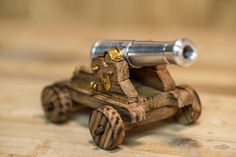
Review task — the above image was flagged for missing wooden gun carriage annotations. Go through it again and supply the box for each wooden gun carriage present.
[41,38,202,150]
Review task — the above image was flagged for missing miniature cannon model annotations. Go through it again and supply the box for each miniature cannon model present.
[41,38,202,150]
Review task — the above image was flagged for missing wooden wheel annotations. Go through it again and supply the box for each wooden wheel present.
[41,85,73,123]
[175,85,202,125]
[89,106,125,150]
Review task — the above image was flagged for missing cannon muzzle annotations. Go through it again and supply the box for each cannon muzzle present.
[91,38,197,68]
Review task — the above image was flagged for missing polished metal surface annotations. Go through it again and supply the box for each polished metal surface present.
[91,38,197,68]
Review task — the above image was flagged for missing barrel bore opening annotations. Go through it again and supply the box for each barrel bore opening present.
[183,46,194,60]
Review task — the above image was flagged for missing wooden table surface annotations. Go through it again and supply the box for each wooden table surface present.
[0,22,236,157]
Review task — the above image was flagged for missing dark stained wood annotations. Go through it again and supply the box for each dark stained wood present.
[174,85,202,125]
[41,85,73,123]
[41,48,202,149]
[89,106,125,150]
[130,65,176,92]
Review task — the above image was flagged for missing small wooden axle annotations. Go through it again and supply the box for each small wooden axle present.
[41,39,202,150]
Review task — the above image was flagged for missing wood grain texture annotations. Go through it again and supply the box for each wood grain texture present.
[41,84,74,123]
[0,23,236,157]
[130,65,176,92]
[65,54,182,126]
[89,106,125,150]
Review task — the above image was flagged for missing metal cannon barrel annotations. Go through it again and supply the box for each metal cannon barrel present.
[91,38,197,68]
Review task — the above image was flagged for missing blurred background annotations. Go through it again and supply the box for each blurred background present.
[0,0,235,94]
[0,0,235,28]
